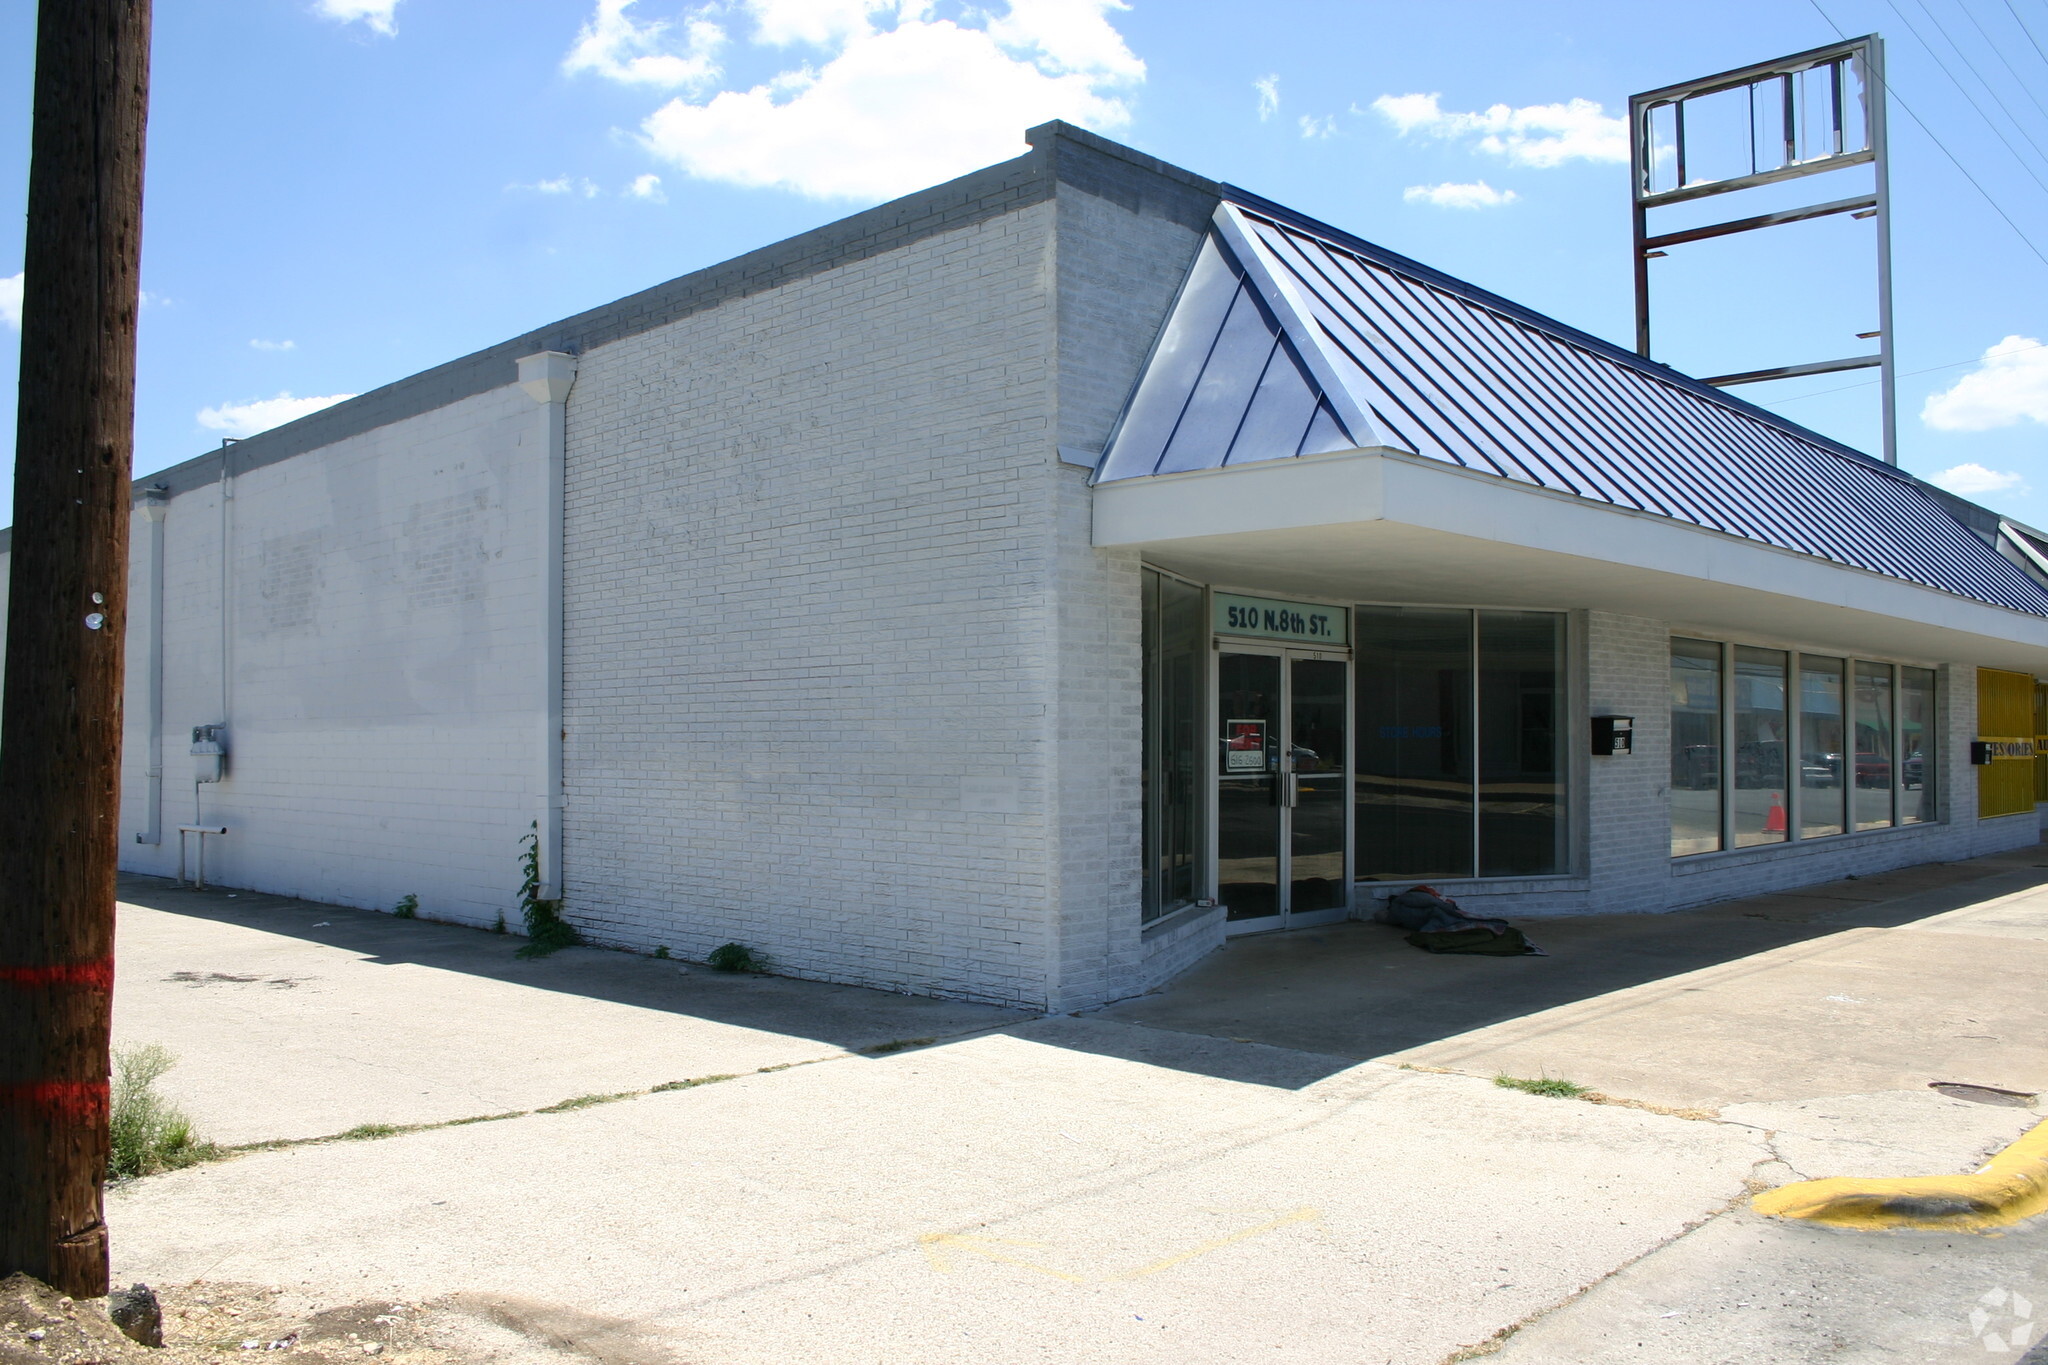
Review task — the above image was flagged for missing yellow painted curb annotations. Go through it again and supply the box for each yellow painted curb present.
[1752,1116,2048,1232]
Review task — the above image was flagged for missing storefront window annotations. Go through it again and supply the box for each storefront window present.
[1670,639,1723,856]
[1672,641,1937,856]
[1799,657,1847,839]
[1140,570,1203,922]
[1733,647,1789,848]
[1355,607,1566,880]
[1854,661,1895,831]
[1355,608,1474,878]
[1478,612,1567,876]
[1899,667,1937,824]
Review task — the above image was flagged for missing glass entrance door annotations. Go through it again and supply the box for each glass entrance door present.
[1215,649,1351,932]
[1289,657,1349,917]
[1217,653,1283,925]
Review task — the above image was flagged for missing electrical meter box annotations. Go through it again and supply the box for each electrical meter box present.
[191,724,227,783]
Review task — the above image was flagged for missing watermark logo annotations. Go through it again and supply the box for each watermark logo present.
[1971,1287,2036,1355]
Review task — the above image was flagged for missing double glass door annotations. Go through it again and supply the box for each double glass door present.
[1216,649,1351,932]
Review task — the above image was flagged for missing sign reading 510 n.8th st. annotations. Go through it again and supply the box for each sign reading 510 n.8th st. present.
[1212,593,1349,646]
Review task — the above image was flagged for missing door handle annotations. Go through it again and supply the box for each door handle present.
[1283,773,1300,808]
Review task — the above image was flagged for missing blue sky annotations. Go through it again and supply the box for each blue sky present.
[3,0,2046,528]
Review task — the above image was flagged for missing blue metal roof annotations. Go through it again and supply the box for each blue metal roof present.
[1097,191,2048,619]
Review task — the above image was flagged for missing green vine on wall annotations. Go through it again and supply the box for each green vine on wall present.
[517,822,580,959]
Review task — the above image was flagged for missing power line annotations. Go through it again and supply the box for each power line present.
[1951,0,2048,131]
[1918,0,2048,162]
[1808,0,2048,269]
[1882,0,2048,192]
[2000,0,2048,74]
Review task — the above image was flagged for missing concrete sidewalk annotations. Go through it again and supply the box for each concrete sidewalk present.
[1100,843,2048,1110]
[104,854,2048,1364]
[112,874,1021,1144]
[112,1022,1770,1365]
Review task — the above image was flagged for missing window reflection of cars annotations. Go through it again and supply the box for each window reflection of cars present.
[1901,750,1924,790]
[1800,750,1842,787]
[1855,752,1891,788]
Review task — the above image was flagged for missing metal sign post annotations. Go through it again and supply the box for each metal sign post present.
[1630,35,1896,464]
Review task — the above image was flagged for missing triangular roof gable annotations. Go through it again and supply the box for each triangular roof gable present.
[1096,193,2048,619]
[1090,226,1366,482]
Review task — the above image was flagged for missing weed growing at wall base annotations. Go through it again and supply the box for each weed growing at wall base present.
[516,822,580,959]
[708,942,767,973]
[392,893,417,919]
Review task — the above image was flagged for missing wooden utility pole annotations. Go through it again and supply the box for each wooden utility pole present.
[0,0,152,1298]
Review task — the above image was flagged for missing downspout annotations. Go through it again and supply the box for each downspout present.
[518,351,578,900]
[205,437,237,826]
[133,486,168,845]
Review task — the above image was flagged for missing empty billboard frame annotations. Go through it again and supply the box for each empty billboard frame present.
[1629,35,1896,464]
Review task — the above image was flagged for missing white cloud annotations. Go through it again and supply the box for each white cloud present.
[564,0,724,88]
[1928,462,2026,496]
[1403,180,1519,209]
[1922,335,2048,432]
[316,0,399,37]
[1372,91,1627,167]
[984,0,1143,81]
[196,392,356,439]
[1254,74,1279,122]
[626,173,667,201]
[586,0,1142,201]
[250,338,297,352]
[1299,113,1336,140]
[749,0,893,48]
[0,272,20,330]
[509,175,601,197]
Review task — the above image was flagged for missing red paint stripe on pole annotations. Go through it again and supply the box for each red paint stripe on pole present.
[0,959,115,991]
[0,1081,111,1123]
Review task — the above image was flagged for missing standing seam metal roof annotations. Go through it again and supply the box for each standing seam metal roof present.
[1096,188,2048,619]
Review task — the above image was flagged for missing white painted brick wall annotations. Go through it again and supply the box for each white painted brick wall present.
[111,385,546,926]
[1586,610,1681,912]
[558,202,1063,1009]
[1050,176,1210,1005]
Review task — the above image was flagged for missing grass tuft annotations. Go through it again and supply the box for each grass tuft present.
[650,1074,738,1093]
[110,1044,221,1178]
[1493,1073,1588,1099]
[534,1091,636,1114]
[338,1122,406,1140]
[392,893,418,919]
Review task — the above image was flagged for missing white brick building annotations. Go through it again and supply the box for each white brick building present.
[6,123,2047,1011]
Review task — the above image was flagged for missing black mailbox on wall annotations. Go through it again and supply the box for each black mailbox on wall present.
[1592,715,1635,756]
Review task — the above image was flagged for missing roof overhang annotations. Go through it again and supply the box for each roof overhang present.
[1094,447,2048,674]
